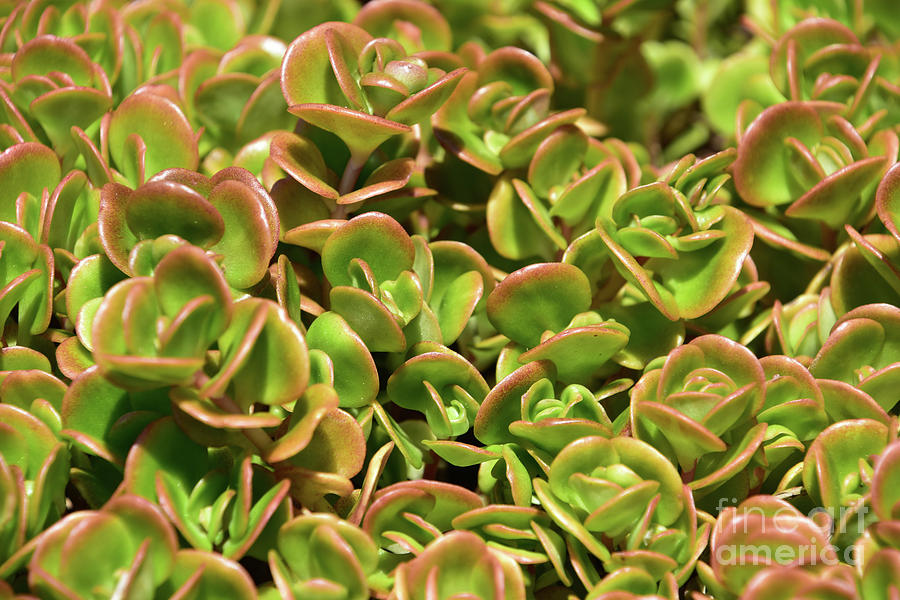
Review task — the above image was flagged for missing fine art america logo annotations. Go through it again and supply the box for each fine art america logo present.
[713,497,867,567]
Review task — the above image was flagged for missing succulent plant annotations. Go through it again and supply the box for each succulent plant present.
[0,404,68,565]
[487,262,630,384]
[756,355,829,491]
[3,1,900,599]
[801,417,890,546]
[123,417,291,560]
[764,288,835,360]
[727,564,859,600]
[180,33,294,165]
[452,504,570,584]
[534,435,709,589]
[587,151,756,321]
[98,166,279,289]
[809,303,900,413]
[432,45,584,175]
[0,218,53,340]
[390,530,527,600]
[86,243,233,389]
[630,335,768,501]
[104,87,202,187]
[698,496,838,598]
[733,101,896,231]
[485,128,632,260]
[362,480,484,554]
[0,494,257,599]
[6,35,112,165]
[276,19,465,209]
[269,512,379,600]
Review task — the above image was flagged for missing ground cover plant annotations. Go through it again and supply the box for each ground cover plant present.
[1,0,900,597]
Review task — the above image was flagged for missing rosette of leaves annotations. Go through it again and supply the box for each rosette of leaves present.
[85,243,233,389]
[764,288,836,361]
[386,341,489,439]
[485,124,630,260]
[389,530,527,600]
[0,404,68,566]
[301,212,490,354]
[100,87,202,186]
[269,392,368,512]
[0,218,53,340]
[808,303,900,414]
[0,494,257,599]
[486,262,630,384]
[304,211,422,353]
[767,18,900,125]
[630,335,769,501]
[835,163,900,312]
[801,418,890,546]
[451,504,571,587]
[0,142,102,302]
[755,355,829,492]
[277,20,465,204]
[487,370,618,455]
[4,35,112,164]
[697,496,838,599]
[533,435,709,588]
[432,45,585,175]
[591,151,755,321]
[732,100,897,231]
[423,361,612,507]
[268,512,379,600]
[179,34,295,160]
[430,361,625,506]
[122,417,291,561]
[362,480,483,565]
[99,166,279,289]
[86,241,308,439]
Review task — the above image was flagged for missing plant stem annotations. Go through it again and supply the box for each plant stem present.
[209,393,274,455]
[338,151,368,196]
[821,223,837,254]
[194,371,273,456]
[332,151,370,219]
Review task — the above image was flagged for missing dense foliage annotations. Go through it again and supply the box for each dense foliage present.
[0,0,899,598]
